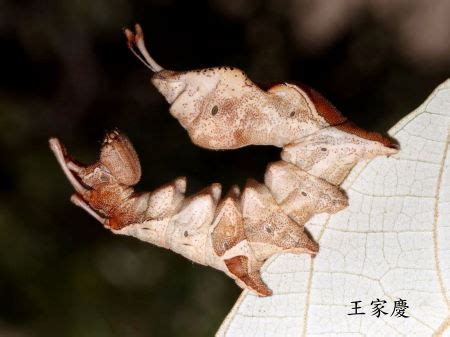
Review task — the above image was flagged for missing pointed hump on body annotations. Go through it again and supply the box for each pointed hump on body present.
[240,179,319,259]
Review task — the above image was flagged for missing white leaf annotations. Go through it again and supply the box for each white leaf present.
[217,80,450,337]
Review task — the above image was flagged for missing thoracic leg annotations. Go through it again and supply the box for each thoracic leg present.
[49,138,89,196]
[70,194,108,226]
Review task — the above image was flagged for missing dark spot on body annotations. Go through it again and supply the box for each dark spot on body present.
[290,111,296,117]
[184,230,189,237]
[211,105,219,115]
[265,227,272,233]
[321,147,327,151]
[301,191,307,196]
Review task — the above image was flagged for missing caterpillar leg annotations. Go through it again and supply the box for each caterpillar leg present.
[70,194,108,227]
[49,138,89,196]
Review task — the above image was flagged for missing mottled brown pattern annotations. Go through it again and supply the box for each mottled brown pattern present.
[153,65,332,149]
[88,183,130,215]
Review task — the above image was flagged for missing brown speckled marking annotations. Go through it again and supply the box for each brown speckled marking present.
[152,67,333,149]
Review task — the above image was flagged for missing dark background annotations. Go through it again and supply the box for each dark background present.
[1,0,449,336]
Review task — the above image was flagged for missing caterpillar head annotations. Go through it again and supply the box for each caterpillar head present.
[74,130,142,189]
[100,129,142,186]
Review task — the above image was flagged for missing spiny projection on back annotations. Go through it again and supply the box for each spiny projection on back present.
[49,24,398,296]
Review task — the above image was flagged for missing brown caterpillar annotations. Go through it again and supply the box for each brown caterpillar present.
[49,24,398,296]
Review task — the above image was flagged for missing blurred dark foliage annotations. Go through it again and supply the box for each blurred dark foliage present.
[0,0,449,336]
